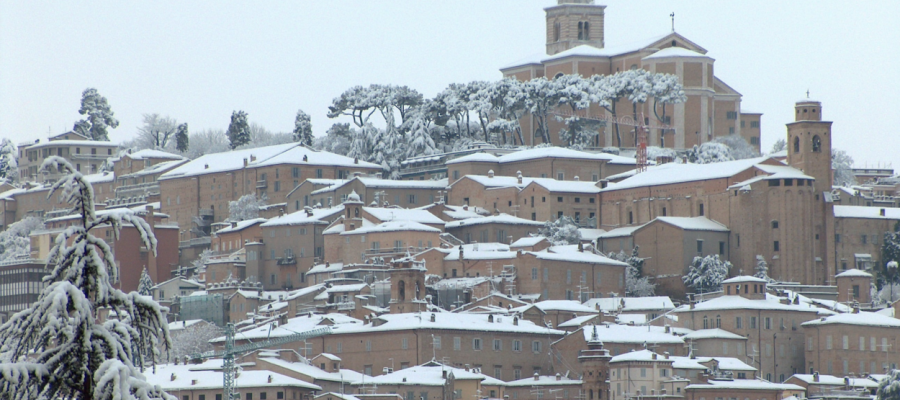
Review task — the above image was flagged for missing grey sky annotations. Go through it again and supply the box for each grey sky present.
[2,1,899,168]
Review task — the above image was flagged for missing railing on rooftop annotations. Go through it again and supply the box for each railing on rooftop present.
[179,236,212,249]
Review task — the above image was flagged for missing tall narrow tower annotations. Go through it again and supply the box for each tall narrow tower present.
[545,0,606,55]
[578,326,611,400]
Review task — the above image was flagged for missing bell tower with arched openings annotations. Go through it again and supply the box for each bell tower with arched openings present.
[389,256,427,314]
[787,99,832,190]
[545,0,606,55]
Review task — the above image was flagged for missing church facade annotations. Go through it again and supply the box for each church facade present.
[501,0,761,152]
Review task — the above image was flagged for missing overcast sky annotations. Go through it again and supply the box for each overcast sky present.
[2,1,899,168]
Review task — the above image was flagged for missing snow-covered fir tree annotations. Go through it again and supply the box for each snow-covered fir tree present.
[137,267,154,296]
[293,109,313,146]
[226,193,266,222]
[227,110,251,150]
[0,138,20,187]
[609,247,656,297]
[683,254,733,294]
[538,216,581,245]
[315,123,352,156]
[0,216,43,263]
[688,142,735,164]
[770,138,786,154]
[876,370,900,400]
[832,148,857,187]
[405,108,437,159]
[0,156,171,400]
[75,88,120,141]
[175,123,189,153]
[754,255,772,282]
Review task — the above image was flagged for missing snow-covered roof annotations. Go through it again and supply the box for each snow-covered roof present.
[801,311,900,328]
[835,269,874,278]
[317,177,449,193]
[452,174,531,190]
[722,275,768,284]
[580,324,685,345]
[504,375,583,387]
[682,328,746,340]
[445,213,545,229]
[364,206,445,225]
[578,228,607,241]
[499,52,547,70]
[215,218,267,234]
[444,248,517,261]
[143,359,322,391]
[445,146,632,166]
[443,152,500,165]
[364,363,500,386]
[160,143,379,181]
[260,206,343,227]
[653,217,729,232]
[167,319,205,332]
[258,357,369,384]
[583,296,675,313]
[84,171,115,184]
[672,356,756,372]
[610,349,675,363]
[674,294,823,314]
[511,236,549,248]
[125,149,185,161]
[119,159,189,178]
[529,178,602,194]
[26,139,118,149]
[602,156,773,192]
[596,224,645,238]
[314,283,369,301]
[834,205,900,220]
[340,220,441,235]
[789,374,879,388]
[513,300,596,314]
[558,314,599,328]
[686,379,804,391]
[439,204,491,220]
[307,262,344,275]
[528,246,629,266]
[643,46,711,60]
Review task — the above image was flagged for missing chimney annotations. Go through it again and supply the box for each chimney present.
[664,352,669,359]
[268,375,273,383]
[191,379,198,386]
[852,302,860,314]
[665,325,671,333]
[488,314,494,323]
[534,373,540,381]
[517,171,523,184]
[813,372,819,382]
[243,158,248,167]
[555,373,561,381]
[231,221,238,228]
[250,155,257,162]
[578,242,584,252]
[488,170,494,178]
[574,176,580,181]
[170,373,176,381]
[513,316,519,326]
[353,157,358,164]
[442,370,448,379]
[881,208,886,216]
[430,313,436,322]
[279,208,284,217]
[652,353,657,360]
[204,164,209,169]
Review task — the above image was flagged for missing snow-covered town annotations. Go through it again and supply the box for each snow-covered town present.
[1,1,900,400]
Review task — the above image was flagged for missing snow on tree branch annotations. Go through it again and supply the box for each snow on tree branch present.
[0,156,173,400]
[683,254,732,294]
[227,193,267,222]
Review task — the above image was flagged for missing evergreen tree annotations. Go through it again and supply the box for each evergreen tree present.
[876,370,900,400]
[770,139,786,153]
[683,254,733,294]
[754,255,772,282]
[138,267,154,296]
[0,138,20,186]
[538,216,581,245]
[293,109,313,146]
[880,222,900,295]
[175,123,189,153]
[610,246,655,297]
[227,110,251,150]
[75,88,120,141]
[0,156,171,400]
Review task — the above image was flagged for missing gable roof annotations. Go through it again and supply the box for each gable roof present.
[602,156,774,192]
[651,216,729,232]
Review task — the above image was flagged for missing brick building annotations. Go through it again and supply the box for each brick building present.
[801,310,900,376]
[446,147,636,184]
[17,131,119,182]
[500,1,760,151]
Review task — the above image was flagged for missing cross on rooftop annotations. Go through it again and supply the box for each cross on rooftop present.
[670,12,675,32]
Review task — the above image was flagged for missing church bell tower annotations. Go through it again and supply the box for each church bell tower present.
[545,0,606,55]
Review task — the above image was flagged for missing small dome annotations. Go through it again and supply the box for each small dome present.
[347,190,361,202]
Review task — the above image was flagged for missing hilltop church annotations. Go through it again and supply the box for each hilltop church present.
[501,0,762,152]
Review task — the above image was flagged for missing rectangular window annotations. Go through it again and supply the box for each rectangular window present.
[453,337,461,351]
[260,393,267,400]
[860,336,865,351]
[532,341,541,353]
[765,317,771,329]
[543,268,549,281]
[473,338,482,350]
[513,340,522,352]
[408,194,417,204]
[726,111,738,120]
[493,339,502,351]
[433,336,441,349]
[366,340,372,351]
[751,121,760,128]
[735,317,742,329]
[719,241,725,254]
[532,268,538,280]
[402,337,408,349]
[557,196,563,203]
[774,241,780,252]
[826,335,833,350]
[697,240,703,253]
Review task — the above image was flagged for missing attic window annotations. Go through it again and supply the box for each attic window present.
[671,40,677,47]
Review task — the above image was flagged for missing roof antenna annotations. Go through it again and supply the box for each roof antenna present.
[670,12,675,32]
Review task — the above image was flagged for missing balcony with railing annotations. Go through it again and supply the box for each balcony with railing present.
[256,179,267,189]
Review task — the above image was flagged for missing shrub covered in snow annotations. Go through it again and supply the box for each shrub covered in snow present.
[0,216,43,263]
[683,254,732,294]
[688,142,735,164]
[0,138,20,186]
[770,139,786,154]
[538,216,582,245]
[227,193,267,222]
[833,149,857,187]
[876,370,900,400]
[754,255,773,282]
[0,156,171,400]
[714,134,759,160]
[609,246,656,297]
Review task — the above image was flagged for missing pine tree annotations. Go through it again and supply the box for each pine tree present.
[876,370,900,400]
[227,110,251,150]
[538,216,582,245]
[0,138,20,186]
[754,255,772,282]
[138,267,154,296]
[683,254,733,294]
[770,139,786,154]
[293,109,313,146]
[175,123,189,153]
[0,156,171,400]
[76,88,120,141]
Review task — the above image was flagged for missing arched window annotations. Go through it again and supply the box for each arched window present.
[354,207,360,217]
[554,72,564,80]
[577,22,584,40]
[702,316,709,329]
[793,136,800,153]
[398,280,406,301]
[716,315,721,328]
[812,135,822,152]
[584,22,590,40]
